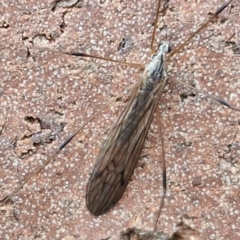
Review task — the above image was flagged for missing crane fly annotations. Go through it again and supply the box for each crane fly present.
[85,0,238,219]
[86,41,170,216]
[1,0,239,239]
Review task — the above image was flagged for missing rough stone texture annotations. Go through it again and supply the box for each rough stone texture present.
[0,0,239,240]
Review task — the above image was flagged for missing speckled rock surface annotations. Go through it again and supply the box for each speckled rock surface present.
[0,1,239,240]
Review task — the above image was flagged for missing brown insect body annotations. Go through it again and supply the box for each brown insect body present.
[86,42,171,215]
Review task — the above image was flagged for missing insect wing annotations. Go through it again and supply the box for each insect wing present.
[86,76,168,216]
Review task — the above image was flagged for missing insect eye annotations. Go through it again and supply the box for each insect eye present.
[167,45,171,52]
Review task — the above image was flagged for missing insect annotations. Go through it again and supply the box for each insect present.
[0,0,239,239]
